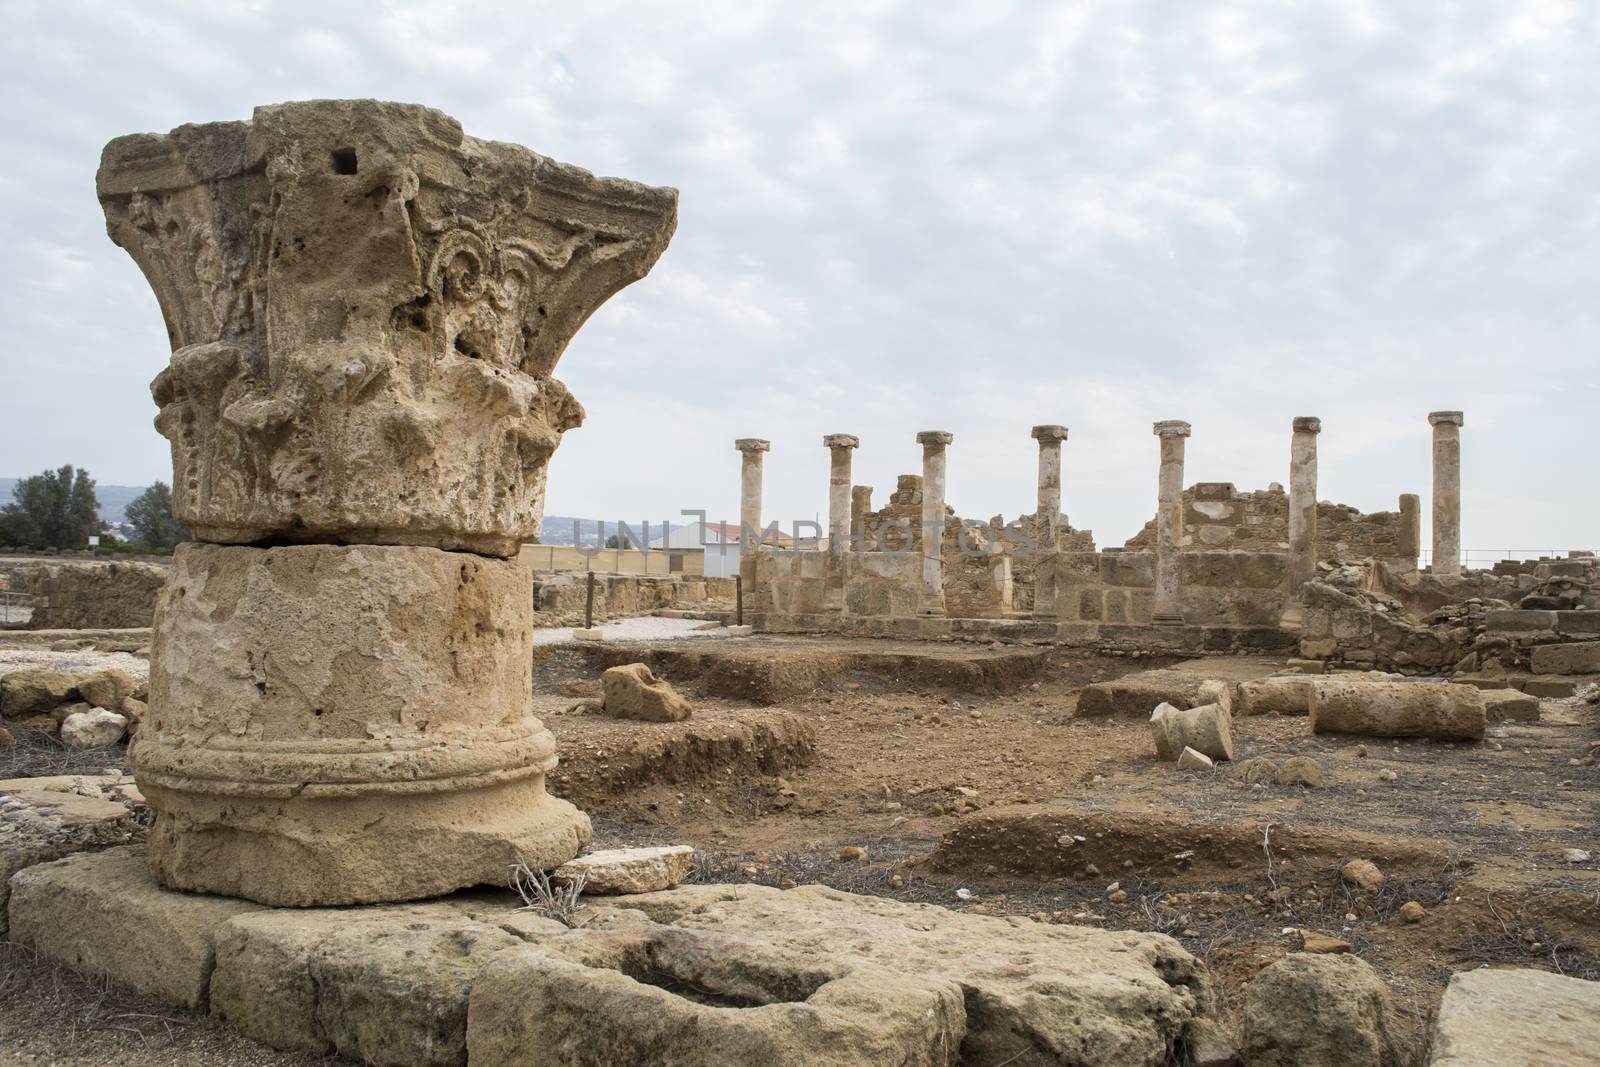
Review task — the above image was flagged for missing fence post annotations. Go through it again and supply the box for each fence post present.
[584,571,595,630]
[736,574,744,627]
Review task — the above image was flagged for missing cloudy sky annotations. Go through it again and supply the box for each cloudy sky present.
[2,1,1595,557]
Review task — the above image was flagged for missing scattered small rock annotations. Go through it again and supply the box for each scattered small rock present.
[836,846,868,862]
[1377,769,1398,782]
[59,708,128,749]
[1177,746,1214,770]
[1300,931,1352,953]
[1560,848,1592,864]
[1398,901,1426,924]
[1276,756,1324,788]
[1341,859,1385,892]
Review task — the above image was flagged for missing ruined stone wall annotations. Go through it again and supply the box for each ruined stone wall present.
[1297,581,1467,670]
[531,573,734,626]
[993,513,1095,614]
[27,560,170,629]
[1125,483,1414,564]
[1054,548,1288,627]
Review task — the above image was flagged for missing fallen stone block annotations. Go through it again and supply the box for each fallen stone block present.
[0,775,144,937]
[1285,658,1326,674]
[1242,952,1401,1067]
[1237,676,1315,716]
[1523,676,1587,698]
[0,668,77,717]
[1176,747,1214,770]
[552,845,695,894]
[1151,702,1234,762]
[1076,670,1210,718]
[1554,610,1600,637]
[7,845,262,1009]
[600,662,693,722]
[1530,640,1600,675]
[1480,689,1540,722]
[1310,679,1485,740]
[72,667,137,710]
[1428,967,1600,1066]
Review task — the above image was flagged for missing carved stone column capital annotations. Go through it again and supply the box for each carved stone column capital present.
[99,99,677,557]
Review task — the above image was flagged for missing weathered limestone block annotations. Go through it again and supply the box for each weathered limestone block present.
[1480,689,1540,722]
[584,883,1215,1067]
[1075,669,1211,718]
[1428,968,1600,1067]
[74,666,138,709]
[1309,679,1485,740]
[7,846,263,1010]
[470,937,965,1067]
[600,662,693,722]
[211,904,554,1067]
[98,100,677,556]
[1241,953,1401,1067]
[552,844,695,894]
[0,668,77,717]
[1530,640,1600,675]
[0,776,144,937]
[137,542,590,905]
[1150,702,1234,762]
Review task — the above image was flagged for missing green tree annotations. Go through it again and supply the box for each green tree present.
[0,465,105,549]
[125,481,190,551]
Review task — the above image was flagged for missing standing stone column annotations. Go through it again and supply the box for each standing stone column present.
[823,435,860,556]
[1398,493,1422,566]
[99,100,677,906]
[822,435,859,612]
[1282,416,1321,627]
[1152,421,1192,624]
[850,485,873,537]
[1429,411,1464,577]
[1031,425,1069,619]
[916,431,954,616]
[736,439,771,610]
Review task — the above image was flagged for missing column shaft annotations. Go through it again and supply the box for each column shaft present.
[1031,425,1068,620]
[1152,421,1192,624]
[1429,412,1463,577]
[917,431,954,616]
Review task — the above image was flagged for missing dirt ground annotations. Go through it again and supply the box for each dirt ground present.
[533,636,1600,1056]
[2,631,1597,1064]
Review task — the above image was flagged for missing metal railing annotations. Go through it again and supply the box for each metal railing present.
[0,589,32,624]
[1416,549,1596,568]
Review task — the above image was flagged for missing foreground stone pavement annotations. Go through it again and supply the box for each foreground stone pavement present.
[9,846,1215,1067]
[97,99,677,904]
[1427,967,1600,1066]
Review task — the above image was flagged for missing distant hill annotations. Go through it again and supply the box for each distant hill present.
[0,477,148,524]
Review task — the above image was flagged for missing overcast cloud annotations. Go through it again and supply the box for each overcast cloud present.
[1,1,1595,554]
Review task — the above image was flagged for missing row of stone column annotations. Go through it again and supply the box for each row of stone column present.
[737,409,1464,623]
[739,427,1067,618]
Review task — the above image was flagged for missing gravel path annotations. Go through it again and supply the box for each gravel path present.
[532,615,739,645]
[0,650,149,679]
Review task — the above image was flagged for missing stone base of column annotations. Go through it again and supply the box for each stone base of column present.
[136,542,590,906]
[918,596,948,618]
[1278,604,1305,631]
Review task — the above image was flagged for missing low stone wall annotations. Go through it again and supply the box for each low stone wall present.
[27,561,170,630]
[1056,549,1289,628]
[531,573,734,625]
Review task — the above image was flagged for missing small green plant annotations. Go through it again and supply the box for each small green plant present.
[510,858,587,927]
